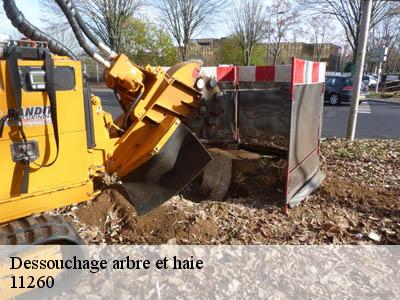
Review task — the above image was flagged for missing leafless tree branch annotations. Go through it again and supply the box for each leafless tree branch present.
[297,0,400,63]
[154,0,224,61]
[41,0,144,53]
[267,0,299,65]
[229,0,269,65]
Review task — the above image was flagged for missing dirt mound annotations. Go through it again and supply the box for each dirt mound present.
[73,189,218,244]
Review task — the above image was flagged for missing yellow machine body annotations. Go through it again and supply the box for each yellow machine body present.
[0,52,212,223]
[0,58,105,223]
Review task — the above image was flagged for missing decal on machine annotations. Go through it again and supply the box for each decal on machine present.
[1,106,52,127]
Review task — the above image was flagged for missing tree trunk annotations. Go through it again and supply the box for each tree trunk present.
[352,45,358,65]
[273,52,278,65]
[352,29,360,65]
[243,48,248,66]
[179,46,186,61]
[245,47,253,66]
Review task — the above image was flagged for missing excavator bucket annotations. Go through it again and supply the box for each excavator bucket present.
[121,123,212,215]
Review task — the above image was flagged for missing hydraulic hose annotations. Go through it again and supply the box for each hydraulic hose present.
[124,86,144,129]
[75,13,117,59]
[54,0,111,67]
[3,0,77,59]
[67,0,117,58]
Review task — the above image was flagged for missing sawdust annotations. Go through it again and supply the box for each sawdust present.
[64,138,400,245]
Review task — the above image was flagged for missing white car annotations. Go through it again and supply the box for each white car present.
[362,75,378,88]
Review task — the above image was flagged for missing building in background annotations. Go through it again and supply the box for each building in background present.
[186,38,223,66]
[266,42,341,71]
[186,38,341,71]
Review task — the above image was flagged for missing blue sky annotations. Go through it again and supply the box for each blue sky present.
[0,0,339,45]
[1,0,43,36]
[0,0,316,42]
[1,0,227,39]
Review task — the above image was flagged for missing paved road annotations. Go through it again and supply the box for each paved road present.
[92,89,400,139]
[93,89,123,118]
[322,100,400,139]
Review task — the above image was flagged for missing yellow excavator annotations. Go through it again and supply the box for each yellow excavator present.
[0,0,219,245]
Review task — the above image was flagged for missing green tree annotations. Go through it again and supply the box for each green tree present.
[249,44,266,66]
[217,37,266,66]
[122,18,178,66]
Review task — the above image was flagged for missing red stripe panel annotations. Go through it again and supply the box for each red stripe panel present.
[293,58,305,84]
[217,66,236,82]
[312,62,320,83]
[255,66,275,82]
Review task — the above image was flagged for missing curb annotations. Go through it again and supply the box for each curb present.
[367,98,400,105]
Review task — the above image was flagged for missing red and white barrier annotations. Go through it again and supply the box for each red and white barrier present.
[292,58,326,85]
[200,58,326,85]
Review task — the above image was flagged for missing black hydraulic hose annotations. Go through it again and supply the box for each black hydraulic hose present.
[68,0,116,58]
[53,1,96,60]
[53,0,110,67]
[124,87,144,129]
[3,0,77,59]
[75,13,117,58]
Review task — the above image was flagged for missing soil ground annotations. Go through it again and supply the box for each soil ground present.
[57,138,400,245]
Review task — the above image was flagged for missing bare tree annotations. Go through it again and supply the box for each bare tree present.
[386,35,400,73]
[307,15,339,61]
[155,0,223,61]
[41,0,144,52]
[368,16,400,73]
[81,0,144,52]
[267,0,298,65]
[297,0,400,63]
[41,24,81,54]
[387,47,400,73]
[230,0,269,66]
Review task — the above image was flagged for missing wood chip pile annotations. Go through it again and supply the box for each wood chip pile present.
[53,138,400,245]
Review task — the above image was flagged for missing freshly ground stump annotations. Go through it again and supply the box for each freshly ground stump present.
[199,148,279,200]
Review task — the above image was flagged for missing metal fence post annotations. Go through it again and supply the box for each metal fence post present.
[346,0,372,141]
